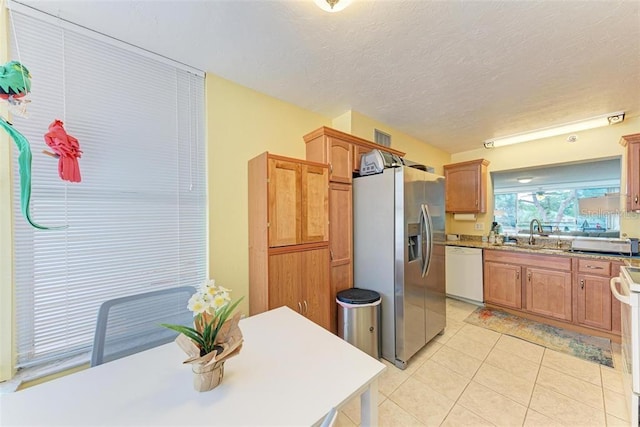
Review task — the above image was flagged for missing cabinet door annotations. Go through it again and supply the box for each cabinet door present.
[328,137,353,184]
[576,274,612,330]
[329,182,353,332]
[301,248,331,330]
[353,144,369,173]
[268,159,300,247]
[444,162,485,213]
[525,268,572,321]
[483,261,521,309]
[629,141,640,211]
[611,262,623,334]
[268,251,303,314]
[300,165,329,243]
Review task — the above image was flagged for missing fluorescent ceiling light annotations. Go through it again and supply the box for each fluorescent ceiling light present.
[484,112,625,149]
[314,0,352,12]
[517,177,533,184]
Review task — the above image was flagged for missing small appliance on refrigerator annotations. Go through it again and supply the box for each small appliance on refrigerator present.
[353,154,446,369]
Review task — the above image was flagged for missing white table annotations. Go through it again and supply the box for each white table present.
[0,306,385,426]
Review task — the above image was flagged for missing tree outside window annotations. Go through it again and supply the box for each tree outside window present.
[495,187,619,235]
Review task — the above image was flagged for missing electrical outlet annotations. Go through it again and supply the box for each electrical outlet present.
[474,222,484,231]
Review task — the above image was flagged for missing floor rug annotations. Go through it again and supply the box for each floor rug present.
[464,307,614,367]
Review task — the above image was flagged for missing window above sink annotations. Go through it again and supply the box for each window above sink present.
[491,158,621,237]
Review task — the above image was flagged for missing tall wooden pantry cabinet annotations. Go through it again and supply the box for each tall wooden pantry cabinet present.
[248,152,331,330]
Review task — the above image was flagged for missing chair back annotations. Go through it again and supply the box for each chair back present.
[319,407,338,427]
[90,286,195,367]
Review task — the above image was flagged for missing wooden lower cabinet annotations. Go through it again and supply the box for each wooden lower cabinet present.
[484,261,521,309]
[483,249,623,340]
[525,267,572,321]
[576,273,612,330]
[267,247,331,330]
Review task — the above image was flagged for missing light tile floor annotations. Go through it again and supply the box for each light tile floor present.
[336,298,628,427]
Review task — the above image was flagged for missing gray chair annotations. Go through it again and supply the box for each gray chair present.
[319,407,338,427]
[90,286,195,367]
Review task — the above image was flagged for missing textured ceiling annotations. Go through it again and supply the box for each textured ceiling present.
[11,0,640,154]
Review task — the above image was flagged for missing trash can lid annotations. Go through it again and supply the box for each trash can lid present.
[336,288,381,304]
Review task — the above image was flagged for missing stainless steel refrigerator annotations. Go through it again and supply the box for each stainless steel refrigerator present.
[353,165,446,369]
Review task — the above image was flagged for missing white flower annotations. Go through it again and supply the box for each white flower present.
[187,293,210,315]
[202,285,218,298]
[212,293,229,310]
[199,279,217,294]
[217,285,232,293]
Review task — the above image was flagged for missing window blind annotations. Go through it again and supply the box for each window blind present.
[9,11,206,370]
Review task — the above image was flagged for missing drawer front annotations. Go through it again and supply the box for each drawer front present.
[577,259,611,276]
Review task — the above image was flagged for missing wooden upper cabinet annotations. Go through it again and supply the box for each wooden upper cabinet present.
[300,164,329,243]
[353,144,370,173]
[303,126,405,182]
[620,133,640,212]
[268,158,301,247]
[328,137,353,183]
[443,159,490,213]
[260,154,328,248]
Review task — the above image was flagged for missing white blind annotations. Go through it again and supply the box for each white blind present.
[10,12,206,369]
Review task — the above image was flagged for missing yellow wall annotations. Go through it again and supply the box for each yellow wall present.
[0,0,15,382]
[349,110,451,175]
[331,110,352,133]
[448,116,640,237]
[206,74,330,315]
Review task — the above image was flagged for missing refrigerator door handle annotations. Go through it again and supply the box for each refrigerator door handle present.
[420,203,433,278]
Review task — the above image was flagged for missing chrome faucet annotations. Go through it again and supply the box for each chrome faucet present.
[529,219,543,245]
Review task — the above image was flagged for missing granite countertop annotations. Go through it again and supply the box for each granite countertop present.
[445,239,640,267]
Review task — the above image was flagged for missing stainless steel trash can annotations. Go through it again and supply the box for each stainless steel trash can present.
[337,288,381,359]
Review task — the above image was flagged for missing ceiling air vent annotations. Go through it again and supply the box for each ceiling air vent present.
[374,129,391,147]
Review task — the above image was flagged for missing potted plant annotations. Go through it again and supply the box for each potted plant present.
[162,279,244,391]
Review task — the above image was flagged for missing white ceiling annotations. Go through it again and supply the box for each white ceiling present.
[11,0,640,154]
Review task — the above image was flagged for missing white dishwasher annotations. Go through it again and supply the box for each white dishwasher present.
[445,246,483,304]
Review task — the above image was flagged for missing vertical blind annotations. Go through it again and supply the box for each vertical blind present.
[10,11,206,369]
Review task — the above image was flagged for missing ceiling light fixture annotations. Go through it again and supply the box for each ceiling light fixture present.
[483,111,625,149]
[517,177,533,184]
[314,0,352,12]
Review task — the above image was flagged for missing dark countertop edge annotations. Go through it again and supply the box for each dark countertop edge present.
[445,240,640,267]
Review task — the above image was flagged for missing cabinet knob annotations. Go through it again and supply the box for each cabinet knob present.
[298,302,302,313]
[516,271,520,280]
[635,195,638,204]
[303,300,308,314]
[580,279,585,289]
[527,272,531,281]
